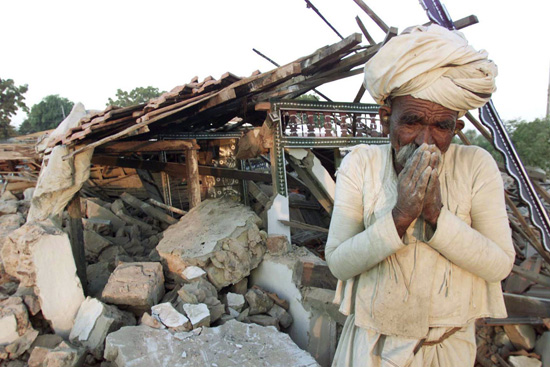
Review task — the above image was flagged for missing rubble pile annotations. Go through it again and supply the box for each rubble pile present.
[0,194,327,367]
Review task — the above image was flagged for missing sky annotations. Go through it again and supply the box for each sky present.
[1,0,549,128]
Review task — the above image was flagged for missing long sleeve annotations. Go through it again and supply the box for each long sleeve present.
[427,148,515,282]
[325,149,405,281]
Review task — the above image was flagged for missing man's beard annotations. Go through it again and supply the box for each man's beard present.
[395,143,442,169]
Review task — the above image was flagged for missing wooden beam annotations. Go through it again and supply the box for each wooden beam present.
[66,193,87,296]
[355,16,376,45]
[146,198,187,216]
[278,219,329,233]
[186,147,201,209]
[120,192,178,225]
[352,0,389,33]
[300,33,363,74]
[504,293,550,318]
[511,264,550,288]
[97,140,199,153]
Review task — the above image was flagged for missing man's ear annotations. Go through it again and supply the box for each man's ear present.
[379,106,391,135]
[455,119,465,133]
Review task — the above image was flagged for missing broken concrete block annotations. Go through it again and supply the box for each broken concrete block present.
[230,277,248,295]
[508,355,542,367]
[97,246,128,265]
[105,321,319,367]
[267,234,291,255]
[23,188,34,201]
[237,308,250,323]
[0,200,18,215]
[245,288,274,315]
[504,324,537,351]
[29,346,52,367]
[1,222,85,338]
[157,198,266,289]
[205,296,225,323]
[14,286,41,316]
[31,334,63,350]
[268,304,293,329]
[534,331,550,367]
[101,262,164,315]
[181,266,206,281]
[42,341,86,367]
[1,191,18,201]
[177,278,217,304]
[0,314,19,345]
[69,297,135,358]
[86,262,111,298]
[82,218,111,235]
[85,199,125,232]
[28,145,93,222]
[225,292,245,312]
[151,303,190,331]
[140,312,165,329]
[3,329,39,360]
[182,303,210,328]
[83,230,112,261]
[248,314,280,329]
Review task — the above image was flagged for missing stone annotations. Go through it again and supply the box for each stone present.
[14,286,41,316]
[508,356,542,367]
[205,296,225,323]
[534,331,550,367]
[3,329,39,360]
[69,297,135,358]
[181,266,206,281]
[245,288,274,315]
[248,314,280,329]
[237,308,250,323]
[0,314,19,345]
[157,198,266,289]
[177,278,217,304]
[23,188,35,201]
[1,222,85,338]
[225,292,246,312]
[504,324,537,351]
[85,199,125,232]
[230,277,248,295]
[31,334,63,349]
[83,230,112,261]
[494,330,513,349]
[86,262,111,298]
[1,191,18,201]
[28,145,93,222]
[29,346,52,367]
[0,200,18,215]
[140,312,165,329]
[182,303,210,328]
[97,246,128,265]
[42,341,86,367]
[104,321,319,367]
[268,304,293,329]
[266,235,291,255]
[101,262,164,315]
[151,302,190,330]
[82,218,112,235]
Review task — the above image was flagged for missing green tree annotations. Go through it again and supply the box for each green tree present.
[0,78,29,139]
[107,86,164,107]
[19,95,74,135]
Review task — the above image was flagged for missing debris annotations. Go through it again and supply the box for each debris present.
[504,324,537,351]
[225,292,246,312]
[69,297,135,358]
[268,304,293,329]
[266,234,292,255]
[508,355,542,367]
[101,262,164,315]
[182,303,210,328]
[104,321,320,367]
[140,312,165,329]
[181,266,206,281]
[1,221,85,338]
[151,302,190,331]
[157,198,266,289]
[42,341,86,367]
[245,287,274,315]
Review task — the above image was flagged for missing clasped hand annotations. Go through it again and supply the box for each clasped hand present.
[392,144,442,238]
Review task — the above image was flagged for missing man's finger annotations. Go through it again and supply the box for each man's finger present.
[425,168,439,196]
[415,166,432,193]
[411,151,432,183]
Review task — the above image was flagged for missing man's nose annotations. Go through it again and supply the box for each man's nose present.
[415,128,434,145]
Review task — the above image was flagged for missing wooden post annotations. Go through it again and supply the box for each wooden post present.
[66,192,87,296]
[186,142,201,209]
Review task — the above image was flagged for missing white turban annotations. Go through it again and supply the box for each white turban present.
[363,24,497,116]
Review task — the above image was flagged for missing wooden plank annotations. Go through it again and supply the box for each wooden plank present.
[97,140,198,153]
[301,33,362,74]
[510,263,550,288]
[120,192,178,225]
[279,219,329,233]
[352,0,389,33]
[355,16,376,45]
[504,293,550,318]
[300,260,337,290]
[66,193,87,296]
[186,148,201,209]
[479,317,547,326]
[247,181,270,208]
[146,198,187,216]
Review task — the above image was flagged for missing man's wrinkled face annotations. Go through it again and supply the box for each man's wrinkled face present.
[379,95,460,158]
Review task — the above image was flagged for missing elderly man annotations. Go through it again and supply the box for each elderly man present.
[325,25,515,367]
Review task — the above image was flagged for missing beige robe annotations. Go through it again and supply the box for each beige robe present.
[325,144,514,365]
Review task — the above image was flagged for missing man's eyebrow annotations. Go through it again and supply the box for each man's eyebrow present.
[437,119,456,130]
[399,114,422,124]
